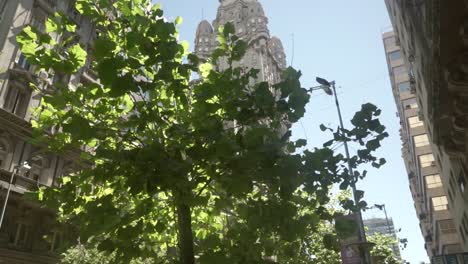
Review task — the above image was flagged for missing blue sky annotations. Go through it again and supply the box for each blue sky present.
[155,0,428,263]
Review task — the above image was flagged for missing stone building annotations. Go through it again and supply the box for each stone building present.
[384,0,468,257]
[382,30,465,258]
[194,0,287,84]
[0,0,95,262]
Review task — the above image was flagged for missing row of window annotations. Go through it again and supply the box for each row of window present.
[198,37,210,43]
[8,222,62,253]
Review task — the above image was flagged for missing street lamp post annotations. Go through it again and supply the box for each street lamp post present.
[310,77,371,264]
[372,204,392,235]
[0,162,31,229]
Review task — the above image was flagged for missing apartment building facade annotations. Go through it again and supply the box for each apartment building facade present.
[0,0,95,262]
[382,30,465,258]
[384,1,468,258]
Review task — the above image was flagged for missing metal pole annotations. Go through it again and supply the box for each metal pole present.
[382,205,392,234]
[0,167,17,229]
[331,82,370,264]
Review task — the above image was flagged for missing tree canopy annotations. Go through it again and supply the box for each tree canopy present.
[18,0,388,263]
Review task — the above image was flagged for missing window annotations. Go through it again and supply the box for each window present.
[17,53,31,71]
[384,37,396,47]
[461,227,466,243]
[414,134,429,147]
[388,50,402,61]
[49,230,62,252]
[393,65,408,76]
[443,244,462,254]
[408,116,424,128]
[432,196,448,211]
[426,174,442,189]
[403,98,418,109]
[68,4,82,24]
[462,213,468,235]
[0,0,7,22]
[419,154,435,168]
[27,155,46,181]
[13,223,30,248]
[448,189,454,203]
[3,85,31,118]
[439,219,457,234]
[0,139,9,169]
[398,82,411,93]
[30,16,46,32]
[459,171,467,193]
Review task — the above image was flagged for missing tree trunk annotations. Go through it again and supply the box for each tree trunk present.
[176,199,195,264]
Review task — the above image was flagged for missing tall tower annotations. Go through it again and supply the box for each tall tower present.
[194,0,287,84]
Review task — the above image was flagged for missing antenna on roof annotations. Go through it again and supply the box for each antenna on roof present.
[202,8,205,20]
[290,33,295,67]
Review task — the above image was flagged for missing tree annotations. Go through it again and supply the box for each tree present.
[18,0,388,263]
[368,233,403,264]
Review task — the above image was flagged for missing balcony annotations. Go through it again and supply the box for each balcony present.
[0,169,42,193]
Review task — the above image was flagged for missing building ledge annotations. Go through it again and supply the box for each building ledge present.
[0,247,57,264]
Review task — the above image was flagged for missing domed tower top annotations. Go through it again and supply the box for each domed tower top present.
[196,20,214,37]
[194,20,215,60]
[219,0,257,5]
[268,36,287,69]
[213,0,269,43]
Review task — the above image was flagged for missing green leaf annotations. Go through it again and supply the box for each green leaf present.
[94,38,116,59]
[63,115,94,140]
[199,62,213,78]
[295,139,307,148]
[223,22,235,37]
[45,18,58,33]
[175,16,183,25]
[68,44,87,69]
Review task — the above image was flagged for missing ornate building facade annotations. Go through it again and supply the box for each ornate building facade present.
[0,0,95,262]
[194,0,287,85]
[384,0,468,259]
